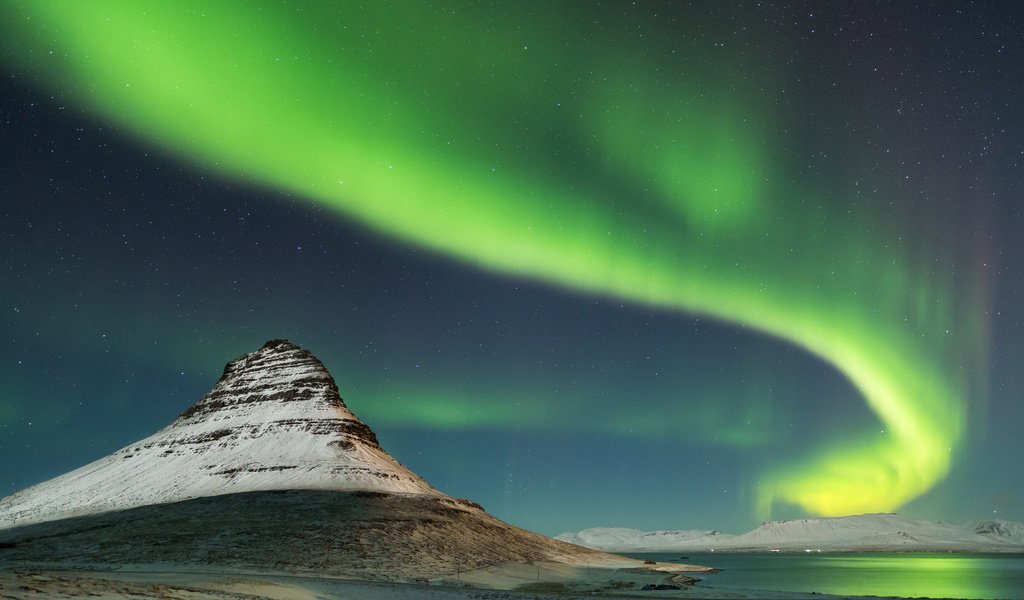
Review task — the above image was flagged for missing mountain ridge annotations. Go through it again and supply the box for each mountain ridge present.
[557,513,1024,552]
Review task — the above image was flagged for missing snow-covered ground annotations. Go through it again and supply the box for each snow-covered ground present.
[557,513,1024,552]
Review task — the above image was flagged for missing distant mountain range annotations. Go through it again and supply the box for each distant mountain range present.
[557,513,1024,552]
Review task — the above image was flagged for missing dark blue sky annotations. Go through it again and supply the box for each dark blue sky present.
[1,1,1022,535]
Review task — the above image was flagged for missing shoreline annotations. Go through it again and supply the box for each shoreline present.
[0,564,882,599]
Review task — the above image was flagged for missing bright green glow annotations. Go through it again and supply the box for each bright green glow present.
[356,392,553,431]
[355,386,780,446]
[0,2,985,517]
[587,75,766,231]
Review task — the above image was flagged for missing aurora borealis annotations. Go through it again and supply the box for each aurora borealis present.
[1,1,1021,534]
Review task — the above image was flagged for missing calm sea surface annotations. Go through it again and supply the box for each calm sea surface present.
[624,552,1024,599]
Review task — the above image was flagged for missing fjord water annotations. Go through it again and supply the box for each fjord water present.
[626,553,1024,599]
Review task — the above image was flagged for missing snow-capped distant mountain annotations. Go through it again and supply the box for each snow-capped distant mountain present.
[559,514,1024,552]
[969,519,1024,545]
[728,514,971,550]
[0,340,440,529]
[555,527,735,551]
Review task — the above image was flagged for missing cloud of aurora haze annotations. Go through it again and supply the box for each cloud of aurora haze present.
[0,1,990,518]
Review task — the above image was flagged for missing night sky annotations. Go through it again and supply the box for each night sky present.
[1,1,1022,536]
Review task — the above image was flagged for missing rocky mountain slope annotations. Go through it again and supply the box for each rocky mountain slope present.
[0,489,616,581]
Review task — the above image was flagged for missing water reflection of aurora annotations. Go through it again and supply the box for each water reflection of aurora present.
[816,554,1011,599]
[683,553,1019,600]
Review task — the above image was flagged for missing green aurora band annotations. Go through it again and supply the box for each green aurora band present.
[0,1,987,517]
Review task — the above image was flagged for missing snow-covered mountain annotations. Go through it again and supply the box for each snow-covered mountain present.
[968,519,1024,545]
[725,514,1007,551]
[0,339,439,529]
[558,514,1024,552]
[556,527,735,552]
[0,340,664,581]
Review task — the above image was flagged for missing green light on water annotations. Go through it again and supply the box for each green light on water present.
[697,554,1009,600]
[815,555,1002,599]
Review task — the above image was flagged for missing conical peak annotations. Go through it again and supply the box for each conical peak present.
[220,338,329,385]
[176,339,353,428]
[260,338,300,352]
[0,340,439,528]
[173,339,386,452]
